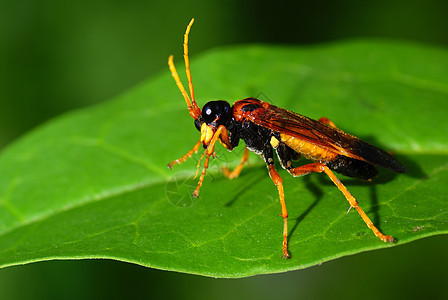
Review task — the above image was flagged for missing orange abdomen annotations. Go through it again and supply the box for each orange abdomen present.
[280,133,338,162]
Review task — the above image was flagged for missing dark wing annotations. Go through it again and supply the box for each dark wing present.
[251,104,405,173]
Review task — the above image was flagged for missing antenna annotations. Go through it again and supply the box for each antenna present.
[168,18,201,119]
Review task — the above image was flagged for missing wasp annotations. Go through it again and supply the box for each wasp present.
[167,19,406,259]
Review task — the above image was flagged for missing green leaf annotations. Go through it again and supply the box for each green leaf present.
[0,40,447,277]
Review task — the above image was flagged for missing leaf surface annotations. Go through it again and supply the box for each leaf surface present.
[0,40,447,277]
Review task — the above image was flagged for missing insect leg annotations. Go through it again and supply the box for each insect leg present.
[318,117,337,128]
[222,147,249,179]
[192,125,227,197]
[193,152,211,198]
[267,164,289,259]
[286,162,326,177]
[321,165,395,243]
[262,146,290,259]
[288,162,395,243]
[167,140,201,169]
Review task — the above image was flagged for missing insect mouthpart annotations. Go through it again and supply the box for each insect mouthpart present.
[199,123,216,146]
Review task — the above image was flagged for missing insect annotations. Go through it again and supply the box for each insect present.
[167,19,406,259]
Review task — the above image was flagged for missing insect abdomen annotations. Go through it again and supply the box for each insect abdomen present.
[280,133,338,162]
[326,155,378,180]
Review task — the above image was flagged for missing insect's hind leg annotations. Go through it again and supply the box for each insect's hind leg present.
[286,162,326,177]
[287,162,395,243]
[320,164,395,243]
[318,117,337,128]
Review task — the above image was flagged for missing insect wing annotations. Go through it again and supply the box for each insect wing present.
[251,104,405,173]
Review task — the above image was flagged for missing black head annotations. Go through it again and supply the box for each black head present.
[194,100,232,130]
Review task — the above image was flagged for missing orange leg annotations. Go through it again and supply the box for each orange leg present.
[287,162,324,177]
[288,163,395,243]
[267,164,290,259]
[193,153,212,198]
[192,125,227,197]
[222,147,249,179]
[321,165,395,243]
[167,140,201,169]
[318,117,337,128]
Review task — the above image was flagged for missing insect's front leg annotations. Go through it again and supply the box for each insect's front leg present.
[167,140,201,169]
[192,125,227,197]
[262,145,290,259]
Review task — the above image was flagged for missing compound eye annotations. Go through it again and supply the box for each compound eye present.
[202,105,215,123]
[202,100,231,124]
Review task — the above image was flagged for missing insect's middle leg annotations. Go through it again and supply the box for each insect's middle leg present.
[263,145,290,259]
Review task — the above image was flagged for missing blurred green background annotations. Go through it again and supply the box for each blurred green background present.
[0,0,447,299]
